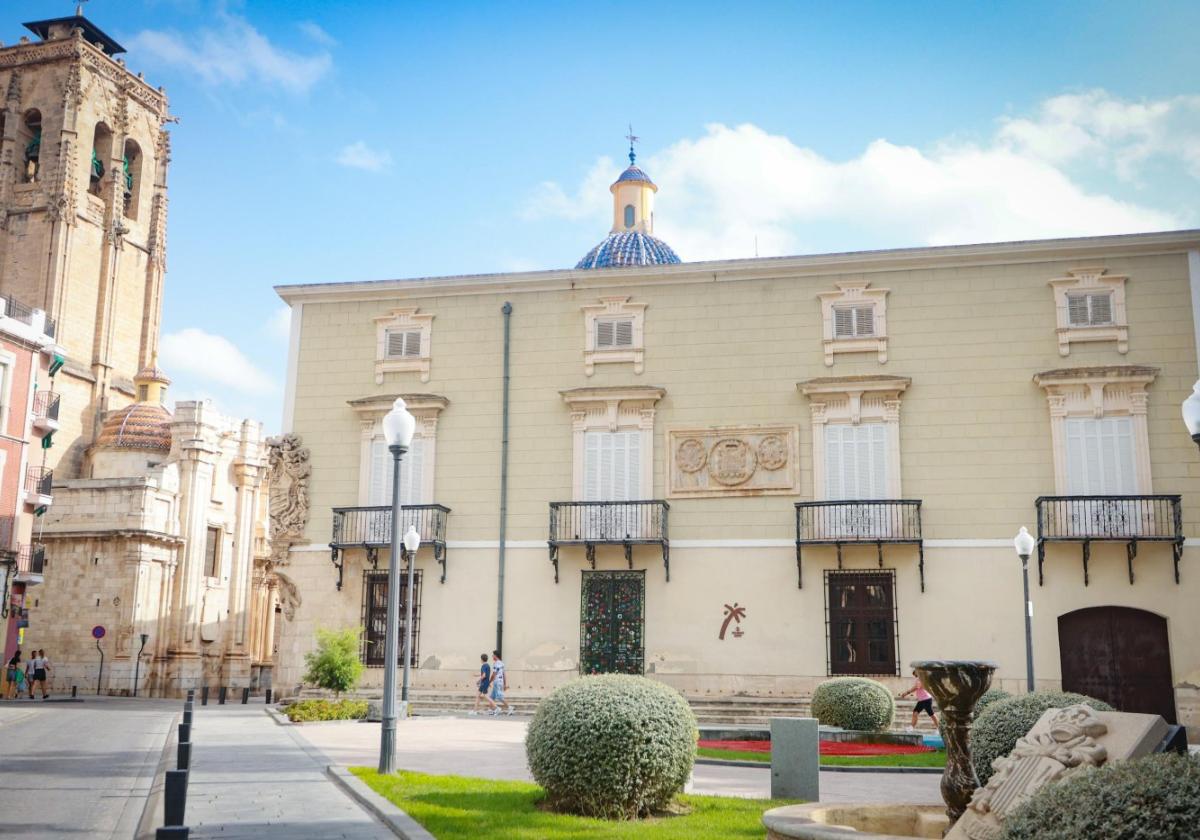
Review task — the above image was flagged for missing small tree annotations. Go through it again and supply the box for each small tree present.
[303,626,364,696]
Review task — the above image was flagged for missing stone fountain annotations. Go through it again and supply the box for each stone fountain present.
[762,660,997,840]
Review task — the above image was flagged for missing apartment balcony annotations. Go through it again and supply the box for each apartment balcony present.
[23,466,53,508]
[794,500,924,590]
[329,504,450,590]
[32,390,61,433]
[547,500,670,583]
[14,543,45,584]
[1035,495,1183,586]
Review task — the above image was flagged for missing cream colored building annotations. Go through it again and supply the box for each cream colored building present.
[275,151,1200,731]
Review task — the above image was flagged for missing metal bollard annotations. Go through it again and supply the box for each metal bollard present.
[163,769,188,826]
[182,707,193,727]
[186,689,195,703]
[241,687,250,705]
[156,827,189,839]
[71,685,77,698]
[218,686,227,705]
[201,686,209,706]
[178,722,190,744]
[177,740,191,771]
[264,688,273,705]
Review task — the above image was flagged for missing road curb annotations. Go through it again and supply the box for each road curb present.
[695,757,942,774]
[326,765,437,840]
[134,709,181,840]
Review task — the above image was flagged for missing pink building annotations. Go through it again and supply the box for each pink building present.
[0,294,62,688]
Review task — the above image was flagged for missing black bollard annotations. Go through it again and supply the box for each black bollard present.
[186,689,194,703]
[241,687,250,705]
[182,707,193,727]
[218,686,227,705]
[201,686,209,706]
[177,740,191,771]
[178,722,190,744]
[163,769,188,826]
[71,685,77,698]
[156,827,189,839]
[264,688,272,705]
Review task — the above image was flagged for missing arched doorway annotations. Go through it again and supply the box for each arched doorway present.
[1058,606,1176,723]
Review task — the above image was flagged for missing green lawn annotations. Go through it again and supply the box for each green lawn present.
[351,768,801,839]
[696,747,947,768]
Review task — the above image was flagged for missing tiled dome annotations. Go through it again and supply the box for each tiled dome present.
[576,231,682,269]
[615,164,654,185]
[96,402,172,451]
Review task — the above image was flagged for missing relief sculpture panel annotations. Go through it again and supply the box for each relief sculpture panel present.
[667,426,799,498]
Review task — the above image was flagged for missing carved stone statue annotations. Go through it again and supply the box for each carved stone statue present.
[265,433,310,569]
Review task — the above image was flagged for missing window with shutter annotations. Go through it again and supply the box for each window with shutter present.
[595,318,634,349]
[1067,293,1114,327]
[584,431,641,501]
[1065,417,1136,495]
[368,437,425,506]
[825,423,888,500]
[833,305,875,338]
[386,330,422,358]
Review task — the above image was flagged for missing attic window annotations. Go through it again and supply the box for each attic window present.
[374,307,434,384]
[833,305,875,338]
[1049,268,1129,356]
[595,318,634,349]
[385,329,422,359]
[817,281,889,366]
[1066,292,1113,327]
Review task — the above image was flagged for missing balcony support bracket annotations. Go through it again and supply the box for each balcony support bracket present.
[1173,540,1183,584]
[330,547,344,592]
[623,542,633,570]
[1082,540,1091,587]
[662,542,670,582]
[836,543,844,570]
[585,543,596,570]
[918,543,925,593]
[794,543,803,589]
[1037,539,1046,586]
[876,541,884,568]
[435,543,447,584]
[365,546,378,571]
[548,544,559,584]
[1126,540,1137,585]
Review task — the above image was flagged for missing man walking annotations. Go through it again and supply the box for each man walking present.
[487,650,512,716]
[468,653,491,715]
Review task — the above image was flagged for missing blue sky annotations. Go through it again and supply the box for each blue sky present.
[15,1,1200,429]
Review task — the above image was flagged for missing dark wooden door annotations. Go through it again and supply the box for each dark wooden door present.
[826,571,896,676]
[580,570,644,675]
[1058,606,1175,723]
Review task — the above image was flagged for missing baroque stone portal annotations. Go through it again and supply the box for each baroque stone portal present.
[668,426,799,497]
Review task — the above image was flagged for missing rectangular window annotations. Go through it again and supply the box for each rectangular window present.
[833,305,875,338]
[1066,293,1114,327]
[204,526,221,578]
[385,329,422,358]
[595,318,634,349]
[824,423,888,500]
[368,437,425,506]
[583,430,641,501]
[361,570,421,667]
[1065,416,1136,495]
[826,570,897,676]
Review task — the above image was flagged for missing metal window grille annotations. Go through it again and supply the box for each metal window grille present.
[360,569,422,667]
[824,569,900,677]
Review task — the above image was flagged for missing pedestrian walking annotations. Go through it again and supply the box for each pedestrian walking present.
[468,653,491,715]
[898,670,938,729]
[5,650,25,699]
[28,649,49,700]
[487,650,512,716]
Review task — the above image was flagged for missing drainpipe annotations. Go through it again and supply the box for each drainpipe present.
[496,302,512,656]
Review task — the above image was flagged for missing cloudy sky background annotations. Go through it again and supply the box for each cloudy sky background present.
[15,0,1198,429]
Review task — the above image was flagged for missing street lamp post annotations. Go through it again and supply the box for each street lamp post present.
[400,525,421,706]
[1182,380,1200,452]
[1013,526,1036,693]
[379,398,416,775]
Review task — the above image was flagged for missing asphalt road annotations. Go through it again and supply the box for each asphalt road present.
[0,696,177,839]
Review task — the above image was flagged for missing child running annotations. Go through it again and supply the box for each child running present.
[898,670,938,729]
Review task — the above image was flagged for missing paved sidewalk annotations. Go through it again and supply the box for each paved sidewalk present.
[295,714,942,804]
[186,704,395,840]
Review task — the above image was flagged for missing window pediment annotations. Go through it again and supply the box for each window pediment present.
[1048,267,1129,356]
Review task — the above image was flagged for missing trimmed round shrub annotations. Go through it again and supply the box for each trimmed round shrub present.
[971,691,1112,784]
[810,677,895,732]
[973,688,1012,718]
[525,675,696,819]
[1002,753,1200,840]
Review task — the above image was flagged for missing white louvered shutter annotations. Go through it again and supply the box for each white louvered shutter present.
[613,319,634,347]
[854,305,875,336]
[1065,417,1135,495]
[1088,293,1113,325]
[1067,295,1090,326]
[386,329,422,358]
[368,439,390,505]
[834,308,855,338]
[368,437,425,505]
[825,423,888,500]
[583,431,641,501]
[595,321,615,349]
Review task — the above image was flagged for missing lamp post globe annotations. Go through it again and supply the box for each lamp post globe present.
[1014,526,1036,693]
[378,397,416,774]
[400,525,422,708]
[1182,380,1200,451]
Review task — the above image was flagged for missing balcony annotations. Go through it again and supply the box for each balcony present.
[1035,495,1183,586]
[795,500,924,591]
[329,504,450,590]
[15,543,45,583]
[23,466,53,508]
[32,390,61,433]
[547,500,670,583]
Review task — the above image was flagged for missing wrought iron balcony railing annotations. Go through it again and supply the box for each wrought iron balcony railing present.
[24,466,52,500]
[0,294,34,326]
[1035,495,1183,585]
[548,500,670,583]
[15,543,44,579]
[329,504,450,590]
[33,390,60,429]
[795,500,924,591]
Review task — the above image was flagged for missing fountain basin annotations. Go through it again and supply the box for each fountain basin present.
[764,803,948,839]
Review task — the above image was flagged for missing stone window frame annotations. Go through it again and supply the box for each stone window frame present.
[817,281,890,367]
[374,308,434,384]
[581,296,647,376]
[1048,267,1129,357]
[560,386,664,500]
[0,348,15,434]
[1033,365,1156,495]
[798,376,910,500]
[349,393,449,506]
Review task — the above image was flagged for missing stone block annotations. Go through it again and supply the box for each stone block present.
[770,716,819,801]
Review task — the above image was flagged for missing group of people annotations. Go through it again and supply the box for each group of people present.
[4,649,51,700]
[468,650,512,716]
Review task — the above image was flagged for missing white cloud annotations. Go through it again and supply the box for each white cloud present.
[160,327,278,394]
[297,21,337,46]
[336,141,393,172]
[129,13,332,93]
[527,92,1189,262]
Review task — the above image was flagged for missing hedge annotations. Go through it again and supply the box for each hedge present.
[810,677,895,732]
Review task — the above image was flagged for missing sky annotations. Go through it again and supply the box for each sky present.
[13,1,1200,430]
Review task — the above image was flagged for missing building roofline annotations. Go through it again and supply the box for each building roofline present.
[275,228,1200,304]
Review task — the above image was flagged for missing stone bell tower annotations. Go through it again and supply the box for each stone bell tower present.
[0,11,172,477]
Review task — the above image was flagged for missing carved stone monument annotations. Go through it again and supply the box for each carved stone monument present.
[265,433,311,568]
[667,426,799,497]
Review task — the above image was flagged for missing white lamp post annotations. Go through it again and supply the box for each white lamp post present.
[379,398,415,775]
[1182,380,1200,451]
[1013,526,1037,694]
[400,525,421,708]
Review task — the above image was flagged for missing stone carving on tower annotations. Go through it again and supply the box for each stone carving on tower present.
[266,434,311,569]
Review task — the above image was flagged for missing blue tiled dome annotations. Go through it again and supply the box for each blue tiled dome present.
[615,165,654,184]
[576,231,682,269]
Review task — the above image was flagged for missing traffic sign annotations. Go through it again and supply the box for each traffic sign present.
[91,625,106,639]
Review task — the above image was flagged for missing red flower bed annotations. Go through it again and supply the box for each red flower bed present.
[698,739,934,756]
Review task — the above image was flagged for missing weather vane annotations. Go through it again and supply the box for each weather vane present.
[76,0,89,16]
[625,124,639,164]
